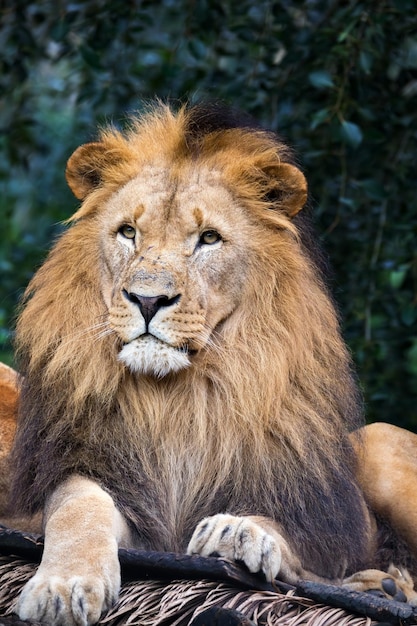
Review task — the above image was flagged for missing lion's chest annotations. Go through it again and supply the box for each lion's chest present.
[115,386,268,551]
[121,434,237,552]
[146,448,212,545]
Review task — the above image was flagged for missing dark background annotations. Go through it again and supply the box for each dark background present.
[1,1,416,428]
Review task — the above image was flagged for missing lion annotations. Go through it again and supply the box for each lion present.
[3,102,417,625]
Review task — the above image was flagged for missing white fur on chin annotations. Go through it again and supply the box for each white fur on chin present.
[118,336,191,377]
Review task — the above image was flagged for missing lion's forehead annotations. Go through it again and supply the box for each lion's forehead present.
[103,163,246,235]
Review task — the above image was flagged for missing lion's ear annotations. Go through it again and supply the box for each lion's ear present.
[65,142,110,200]
[264,163,308,218]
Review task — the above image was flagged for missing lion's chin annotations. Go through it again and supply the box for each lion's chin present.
[118,335,191,378]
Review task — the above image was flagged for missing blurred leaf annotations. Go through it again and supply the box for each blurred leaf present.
[337,21,356,43]
[310,107,331,130]
[308,70,334,89]
[359,51,373,74]
[402,306,417,326]
[188,39,207,60]
[79,45,102,69]
[389,268,408,289]
[340,120,363,148]
[357,179,386,201]
[403,37,417,69]
[339,196,356,208]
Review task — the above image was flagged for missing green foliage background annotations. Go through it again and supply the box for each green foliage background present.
[1,1,416,427]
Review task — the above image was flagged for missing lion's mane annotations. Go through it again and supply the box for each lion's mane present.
[11,103,369,578]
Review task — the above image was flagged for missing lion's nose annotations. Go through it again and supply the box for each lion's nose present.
[123,290,180,326]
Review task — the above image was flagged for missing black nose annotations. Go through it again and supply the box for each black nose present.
[123,291,180,326]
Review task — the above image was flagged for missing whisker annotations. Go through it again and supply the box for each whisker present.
[59,321,112,347]
[193,330,219,353]
[96,327,115,340]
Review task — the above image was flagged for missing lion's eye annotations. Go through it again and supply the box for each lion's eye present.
[119,224,136,240]
[199,230,222,245]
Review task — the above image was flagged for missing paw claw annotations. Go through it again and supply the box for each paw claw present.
[187,514,281,581]
[17,568,119,626]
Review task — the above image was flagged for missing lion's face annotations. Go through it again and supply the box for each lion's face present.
[99,164,251,377]
[63,106,307,378]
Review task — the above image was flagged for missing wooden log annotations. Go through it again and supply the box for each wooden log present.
[296,580,417,625]
[2,526,417,625]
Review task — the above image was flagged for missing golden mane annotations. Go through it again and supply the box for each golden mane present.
[11,103,368,578]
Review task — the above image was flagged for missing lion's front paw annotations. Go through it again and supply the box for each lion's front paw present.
[187,514,281,581]
[17,566,120,626]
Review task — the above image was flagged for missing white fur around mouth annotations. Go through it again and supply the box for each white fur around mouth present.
[118,335,191,377]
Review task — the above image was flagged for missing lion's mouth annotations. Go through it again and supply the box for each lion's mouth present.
[118,335,194,377]
[123,334,196,355]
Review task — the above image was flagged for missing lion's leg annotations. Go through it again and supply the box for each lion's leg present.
[17,475,131,626]
[0,364,41,531]
[0,363,18,518]
[352,422,417,557]
[343,422,417,603]
[187,513,328,585]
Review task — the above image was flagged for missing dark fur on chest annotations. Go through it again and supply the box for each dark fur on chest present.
[10,380,369,581]
[23,425,369,579]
